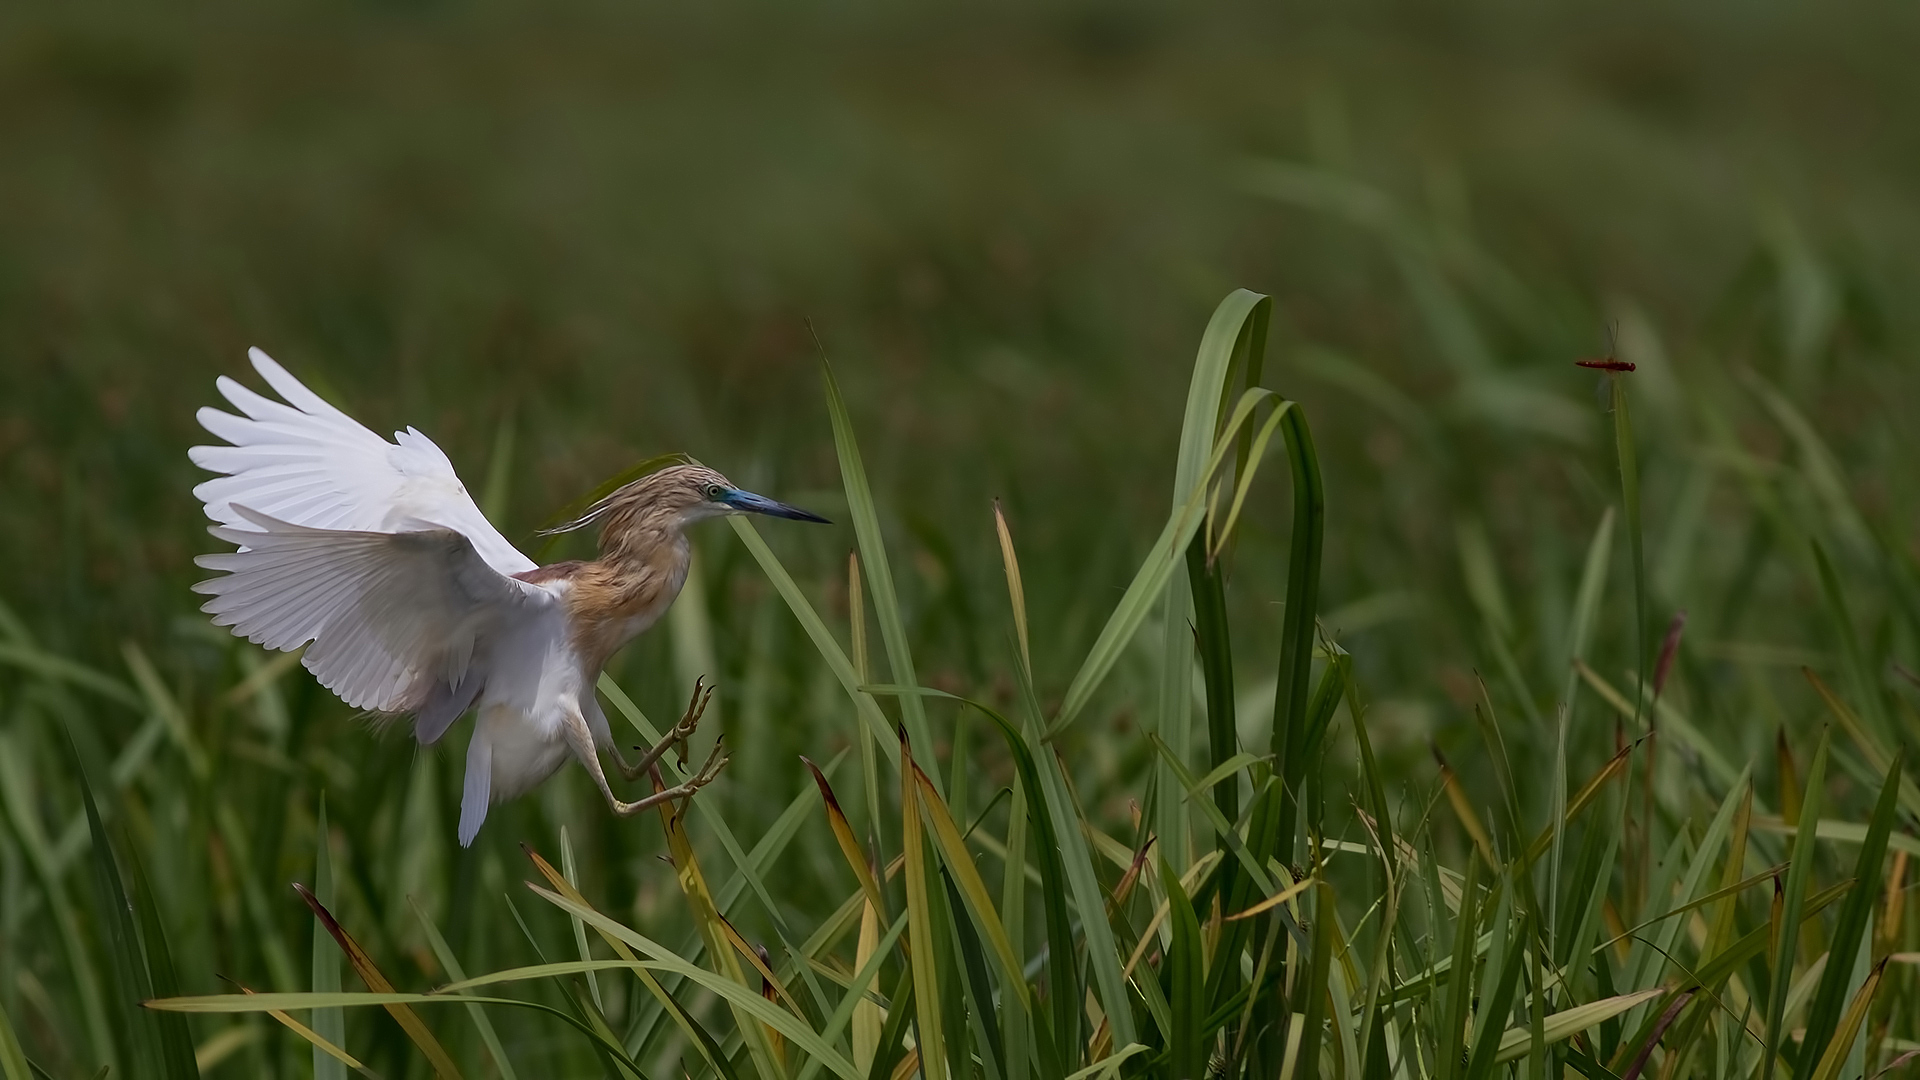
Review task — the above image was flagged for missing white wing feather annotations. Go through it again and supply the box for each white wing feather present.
[190,348,535,576]
[193,507,553,713]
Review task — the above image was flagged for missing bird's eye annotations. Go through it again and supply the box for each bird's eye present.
[705,484,726,500]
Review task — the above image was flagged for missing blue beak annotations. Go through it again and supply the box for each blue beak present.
[724,489,832,524]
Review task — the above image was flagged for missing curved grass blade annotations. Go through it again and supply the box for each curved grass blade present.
[1808,959,1889,1080]
[729,518,898,761]
[1800,750,1902,1071]
[823,359,937,791]
[411,898,521,1080]
[520,848,736,1080]
[526,887,864,1080]
[1762,728,1828,1080]
[148,988,639,1070]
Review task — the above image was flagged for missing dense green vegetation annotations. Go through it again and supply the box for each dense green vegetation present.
[2,1,1918,1077]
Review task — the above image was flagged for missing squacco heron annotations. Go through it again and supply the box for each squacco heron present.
[190,349,829,845]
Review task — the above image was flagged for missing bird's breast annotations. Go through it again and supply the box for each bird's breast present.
[564,552,689,669]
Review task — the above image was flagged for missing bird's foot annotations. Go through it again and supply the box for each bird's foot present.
[613,677,717,781]
[608,739,730,817]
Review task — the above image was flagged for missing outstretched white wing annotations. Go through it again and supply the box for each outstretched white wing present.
[190,348,535,576]
[193,507,555,720]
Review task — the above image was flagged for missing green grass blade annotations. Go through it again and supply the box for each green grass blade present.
[412,897,521,1080]
[0,1001,30,1080]
[1269,404,1326,861]
[1799,749,1901,1070]
[945,873,1008,1080]
[900,733,949,1080]
[1156,288,1269,869]
[1159,858,1207,1080]
[312,793,346,1080]
[1762,727,1829,1080]
[822,359,937,791]
[121,836,196,1079]
[1608,373,1648,727]
[727,518,898,762]
[68,731,138,1079]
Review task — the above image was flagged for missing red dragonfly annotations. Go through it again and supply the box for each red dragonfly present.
[1575,322,1634,372]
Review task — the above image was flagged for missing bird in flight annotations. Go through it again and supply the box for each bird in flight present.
[190,349,830,845]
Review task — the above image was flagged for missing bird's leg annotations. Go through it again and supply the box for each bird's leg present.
[610,678,715,782]
[566,697,730,818]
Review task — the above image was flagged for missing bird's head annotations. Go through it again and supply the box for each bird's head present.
[651,464,832,527]
[544,462,830,543]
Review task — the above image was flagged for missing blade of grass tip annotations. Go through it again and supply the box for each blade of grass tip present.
[822,359,937,793]
[993,502,1031,677]
[294,883,465,1079]
[805,757,888,922]
[1799,750,1902,1072]
[560,827,605,1015]
[312,794,346,1080]
[411,897,521,1080]
[900,731,949,1080]
[1762,728,1829,1080]
[730,517,898,762]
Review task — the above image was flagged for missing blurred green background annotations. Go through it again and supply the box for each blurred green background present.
[3,0,1918,1072]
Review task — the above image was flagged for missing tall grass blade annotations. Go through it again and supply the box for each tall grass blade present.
[1160,858,1207,1080]
[729,518,898,760]
[312,794,347,1080]
[900,732,950,1080]
[822,360,937,790]
[1268,404,1326,863]
[1807,960,1888,1080]
[1157,288,1270,868]
[1762,727,1829,1080]
[1799,750,1901,1071]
